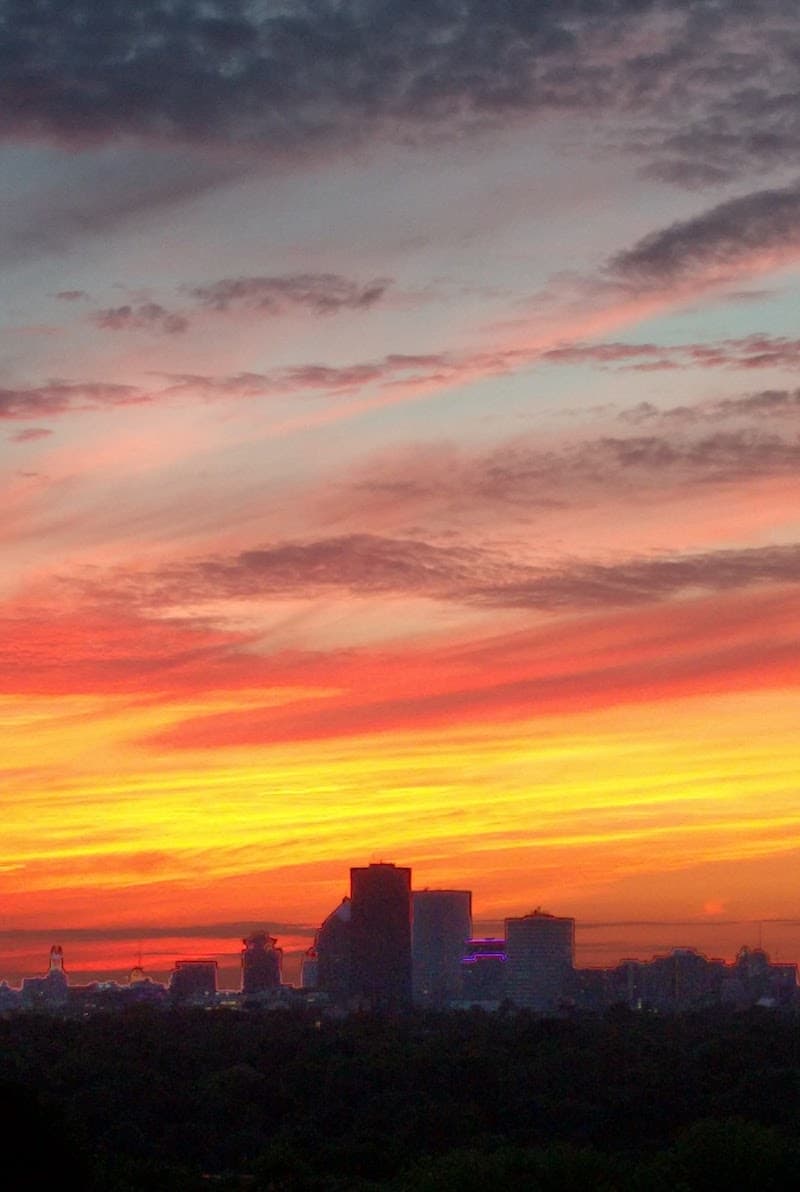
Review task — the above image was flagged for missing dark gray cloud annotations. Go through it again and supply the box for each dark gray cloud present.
[92,302,188,335]
[0,0,795,187]
[54,289,88,301]
[649,75,800,187]
[609,179,800,286]
[188,273,390,314]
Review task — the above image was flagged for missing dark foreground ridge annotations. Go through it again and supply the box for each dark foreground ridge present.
[3,1004,800,1189]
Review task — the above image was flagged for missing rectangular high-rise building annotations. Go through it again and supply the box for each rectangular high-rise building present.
[505,910,574,1012]
[350,862,412,1011]
[412,889,472,1008]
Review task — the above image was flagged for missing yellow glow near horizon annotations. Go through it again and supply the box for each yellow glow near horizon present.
[3,685,799,948]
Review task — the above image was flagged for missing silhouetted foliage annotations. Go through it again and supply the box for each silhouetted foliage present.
[1,1005,800,1187]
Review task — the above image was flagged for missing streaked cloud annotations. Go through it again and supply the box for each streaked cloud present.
[0,380,141,420]
[60,536,800,620]
[87,272,391,337]
[544,336,800,373]
[187,273,390,314]
[8,426,53,443]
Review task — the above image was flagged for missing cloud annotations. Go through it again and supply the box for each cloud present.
[542,334,800,373]
[86,273,391,337]
[0,922,313,944]
[0,145,249,265]
[8,427,53,443]
[7,538,798,750]
[92,302,188,335]
[0,0,793,190]
[145,583,800,748]
[54,289,88,301]
[0,606,274,696]
[621,388,800,426]
[473,544,800,612]
[608,180,800,289]
[188,273,390,314]
[0,380,142,420]
[71,534,800,617]
[337,418,800,524]
[0,353,453,424]
[161,351,459,399]
[86,534,496,611]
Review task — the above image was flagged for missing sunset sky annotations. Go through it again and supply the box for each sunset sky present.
[2,0,800,988]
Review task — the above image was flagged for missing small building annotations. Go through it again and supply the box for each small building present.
[21,945,69,1009]
[241,931,282,997]
[169,958,218,1004]
[459,937,507,1008]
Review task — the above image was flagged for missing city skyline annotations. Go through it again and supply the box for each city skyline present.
[2,898,798,991]
[2,2,800,986]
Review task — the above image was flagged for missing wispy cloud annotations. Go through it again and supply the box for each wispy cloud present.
[0,381,142,420]
[92,303,189,335]
[543,336,800,373]
[86,273,391,336]
[187,273,390,314]
[143,584,800,749]
[8,427,53,443]
[333,417,800,525]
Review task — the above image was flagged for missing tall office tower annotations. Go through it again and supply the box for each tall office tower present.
[169,959,218,1003]
[241,931,282,996]
[350,862,412,1011]
[412,889,472,1008]
[315,896,352,1002]
[505,910,575,1012]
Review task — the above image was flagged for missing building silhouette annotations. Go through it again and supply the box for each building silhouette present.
[459,937,508,1006]
[241,931,282,996]
[505,909,575,1011]
[21,944,69,1008]
[169,959,218,1003]
[300,944,318,990]
[412,889,472,1008]
[350,862,412,1011]
[314,895,352,1002]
